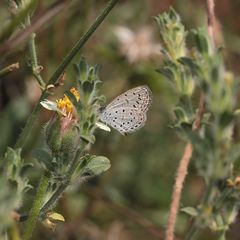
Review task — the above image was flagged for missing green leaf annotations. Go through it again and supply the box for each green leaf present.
[191,28,209,54]
[80,134,96,144]
[178,57,200,75]
[181,207,198,217]
[81,156,111,177]
[33,148,53,171]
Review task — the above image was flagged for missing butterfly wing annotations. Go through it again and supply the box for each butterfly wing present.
[99,85,152,134]
[100,107,147,135]
[106,85,152,111]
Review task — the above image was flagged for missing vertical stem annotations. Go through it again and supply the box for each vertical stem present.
[23,173,50,240]
[47,0,120,86]
[39,149,82,219]
[26,15,45,88]
[15,0,120,151]
[165,143,193,240]
[206,0,216,52]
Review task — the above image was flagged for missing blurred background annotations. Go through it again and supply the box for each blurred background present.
[1,0,240,239]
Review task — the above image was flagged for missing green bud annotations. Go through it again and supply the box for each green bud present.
[60,127,80,155]
[45,117,62,154]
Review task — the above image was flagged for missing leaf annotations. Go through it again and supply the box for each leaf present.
[81,156,111,177]
[33,148,53,171]
[181,207,198,217]
[95,122,111,132]
[40,99,66,116]
[47,212,65,223]
[80,134,95,144]
[178,57,200,75]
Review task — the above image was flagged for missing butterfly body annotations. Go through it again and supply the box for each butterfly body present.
[99,85,152,135]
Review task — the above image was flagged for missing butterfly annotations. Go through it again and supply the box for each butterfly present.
[99,85,152,135]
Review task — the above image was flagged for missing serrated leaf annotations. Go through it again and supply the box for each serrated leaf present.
[181,207,198,217]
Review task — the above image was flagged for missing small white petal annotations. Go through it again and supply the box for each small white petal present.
[95,122,111,132]
[40,99,66,116]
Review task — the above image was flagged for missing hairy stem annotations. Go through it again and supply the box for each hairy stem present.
[206,0,216,48]
[165,143,193,240]
[23,173,50,240]
[165,93,205,240]
[0,62,19,77]
[15,0,120,150]
[26,15,45,88]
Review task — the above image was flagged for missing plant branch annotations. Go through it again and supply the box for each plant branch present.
[0,0,37,42]
[23,173,50,240]
[0,0,68,55]
[26,16,45,88]
[165,94,205,240]
[39,149,82,219]
[14,0,120,150]
[46,0,119,86]
[206,0,215,47]
[0,62,19,77]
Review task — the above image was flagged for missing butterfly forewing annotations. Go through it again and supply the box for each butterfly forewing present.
[106,85,152,111]
[99,85,152,134]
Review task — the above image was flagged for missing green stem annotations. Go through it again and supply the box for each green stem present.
[23,173,50,240]
[0,62,19,77]
[26,16,45,88]
[39,180,69,220]
[39,149,82,219]
[47,0,119,86]
[0,0,37,42]
[14,0,120,151]
[185,180,216,240]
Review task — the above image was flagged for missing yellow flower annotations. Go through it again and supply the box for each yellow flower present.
[56,88,80,115]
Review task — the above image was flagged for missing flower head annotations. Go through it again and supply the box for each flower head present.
[56,87,80,116]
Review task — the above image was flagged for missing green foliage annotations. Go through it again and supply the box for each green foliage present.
[1,1,240,239]
[0,148,32,233]
[5,147,32,195]
[33,58,111,224]
[156,8,240,239]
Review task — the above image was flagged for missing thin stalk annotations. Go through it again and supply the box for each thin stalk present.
[185,180,216,240]
[0,0,37,42]
[0,62,19,77]
[23,173,50,240]
[26,15,45,88]
[14,0,120,150]
[47,0,119,86]
[39,180,69,220]
[165,94,205,240]
[39,149,82,219]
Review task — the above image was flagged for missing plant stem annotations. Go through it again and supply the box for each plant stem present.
[23,173,50,240]
[185,180,216,240]
[26,16,45,88]
[0,62,19,77]
[165,143,193,240]
[14,0,120,150]
[39,180,69,220]
[47,0,119,86]
[165,94,205,240]
[39,149,82,219]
